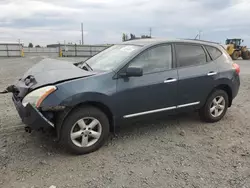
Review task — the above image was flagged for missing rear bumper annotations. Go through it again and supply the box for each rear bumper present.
[232,74,240,99]
[12,95,54,131]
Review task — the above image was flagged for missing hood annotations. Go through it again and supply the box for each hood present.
[14,58,96,98]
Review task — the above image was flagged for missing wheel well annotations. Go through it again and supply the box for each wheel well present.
[215,85,232,107]
[74,101,114,132]
[54,101,114,141]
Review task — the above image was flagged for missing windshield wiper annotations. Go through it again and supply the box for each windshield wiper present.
[84,62,93,71]
[76,61,93,71]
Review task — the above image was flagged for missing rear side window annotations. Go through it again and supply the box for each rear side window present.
[175,44,207,67]
[206,46,222,60]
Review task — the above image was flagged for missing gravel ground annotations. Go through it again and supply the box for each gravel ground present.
[0,57,250,188]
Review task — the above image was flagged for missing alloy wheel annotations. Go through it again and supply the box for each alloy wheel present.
[210,96,226,118]
[70,117,102,147]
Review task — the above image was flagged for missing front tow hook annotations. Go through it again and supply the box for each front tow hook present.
[0,85,18,94]
[0,89,8,94]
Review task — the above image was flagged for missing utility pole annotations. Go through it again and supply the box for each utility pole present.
[149,27,152,37]
[81,23,84,45]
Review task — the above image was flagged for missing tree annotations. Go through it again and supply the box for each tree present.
[122,33,129,42]
[130,33,136,40]
[125,34,128,41]
[35,45,41,48]
[122,33,126,42]
[123,33,150,41]
[28,43,33,48]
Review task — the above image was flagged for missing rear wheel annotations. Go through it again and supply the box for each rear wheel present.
[242,51,250,60]
[231,51,240,60]
[199,90,229,123]
[60,106,110,154]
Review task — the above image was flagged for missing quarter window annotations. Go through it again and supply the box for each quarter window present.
[128,45,172,74]
[176,44,207,67]
[206,46,222,60]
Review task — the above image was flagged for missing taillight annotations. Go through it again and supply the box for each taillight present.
[232,63,240,74]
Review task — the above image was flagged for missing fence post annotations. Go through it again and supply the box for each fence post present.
[6,44,9,57]
[21,47,24,57]
[90,45,92,57]
[58,43,62,57]
[18,40,21,57]
[75,43,77,57]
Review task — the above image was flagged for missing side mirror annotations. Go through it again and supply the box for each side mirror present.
[120,66,143,77]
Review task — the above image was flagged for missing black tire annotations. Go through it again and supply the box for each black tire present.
[199,90,229,123]
[60,106,110,155]
[242,51,250,60]
[231,51,239,60]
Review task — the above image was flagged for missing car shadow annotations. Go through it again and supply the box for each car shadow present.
[118,112,200,132]
[26,111,202,156]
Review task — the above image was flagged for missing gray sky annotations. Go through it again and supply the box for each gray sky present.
[0,0,250,46]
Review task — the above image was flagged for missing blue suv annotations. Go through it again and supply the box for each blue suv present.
[3,39,240,154]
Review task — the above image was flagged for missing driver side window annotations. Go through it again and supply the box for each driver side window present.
[128,44,172,74]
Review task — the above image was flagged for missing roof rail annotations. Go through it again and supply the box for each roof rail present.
[184,38,220,44]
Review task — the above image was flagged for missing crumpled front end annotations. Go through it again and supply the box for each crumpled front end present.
[1,58,96,133]
[0,79,56,132]
[12,88,55,131]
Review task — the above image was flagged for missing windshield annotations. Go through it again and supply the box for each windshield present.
[83,44,142,71]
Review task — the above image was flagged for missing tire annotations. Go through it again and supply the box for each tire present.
[60,106,110,155]
[242,51,250,60]
[199,90,229,123]
[231,51,239,60]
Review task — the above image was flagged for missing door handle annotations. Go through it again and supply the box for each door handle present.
[164,78,177,83]
[207,71,217,76]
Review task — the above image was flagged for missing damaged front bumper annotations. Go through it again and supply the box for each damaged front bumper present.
[12,95,54,131]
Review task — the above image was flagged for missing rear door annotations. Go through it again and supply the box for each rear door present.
[175,43,219,109]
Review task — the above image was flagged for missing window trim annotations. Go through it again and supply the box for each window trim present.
[174,42,212,69]
[204,45,223,61]
[117,43,175,77]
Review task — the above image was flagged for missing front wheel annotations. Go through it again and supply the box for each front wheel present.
[60,106,110,154]
[199,90,229,123]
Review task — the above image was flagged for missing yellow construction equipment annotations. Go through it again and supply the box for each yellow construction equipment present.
[225,38,250,60]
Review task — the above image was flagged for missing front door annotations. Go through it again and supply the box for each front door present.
[114,44,178,118]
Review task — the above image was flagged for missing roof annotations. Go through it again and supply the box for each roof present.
[122,38,220,47]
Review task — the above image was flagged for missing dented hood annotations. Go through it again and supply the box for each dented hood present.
[14,58,96,97]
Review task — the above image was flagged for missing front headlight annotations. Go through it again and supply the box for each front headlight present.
[22,86,57,107]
